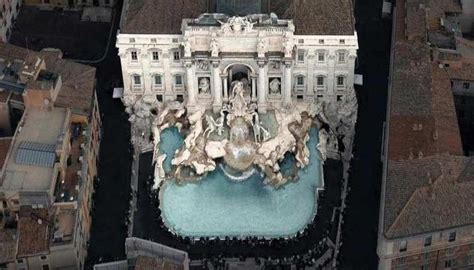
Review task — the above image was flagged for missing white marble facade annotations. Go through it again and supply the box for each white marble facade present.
[116,14,358,114]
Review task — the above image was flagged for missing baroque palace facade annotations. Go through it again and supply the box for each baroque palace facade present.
[116,0,358,114]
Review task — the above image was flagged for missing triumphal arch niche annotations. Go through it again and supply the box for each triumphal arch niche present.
[181,13,298,114]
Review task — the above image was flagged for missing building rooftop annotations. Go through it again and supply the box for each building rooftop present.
[17,206,51,257]
[0,107,69,193]
[51,205,77,246]
[0,43,96,116]
[0,228,16,264]
[0,137,12,170]
[383,0,473,239]
[41,51,96,116]
[121,0,355,35]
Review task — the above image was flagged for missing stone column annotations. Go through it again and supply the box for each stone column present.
[283,61,292,106]
[185,60,196,110]
[251,76,257,102]
[257,61,267,113]
[223,76,229,102]
[212,61,222,113]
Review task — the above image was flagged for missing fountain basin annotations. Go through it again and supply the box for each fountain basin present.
[159,127,324,238]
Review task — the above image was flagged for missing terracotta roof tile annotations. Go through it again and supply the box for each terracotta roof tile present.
[383,0,470,239]
[386,155,474,238]
[0,228,16,264]
[0,137,12,170]
[17,206,51,257]
[121,0,355,35]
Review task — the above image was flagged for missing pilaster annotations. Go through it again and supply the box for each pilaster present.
[257,59,267,114]
[185,59,196,111]
[283,59,292,107]
[212,60,222,113]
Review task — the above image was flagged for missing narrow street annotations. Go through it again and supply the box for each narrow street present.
[84,0,133,268]
[338,0,392,269]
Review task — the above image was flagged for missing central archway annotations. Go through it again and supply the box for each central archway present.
[223,63,257,101]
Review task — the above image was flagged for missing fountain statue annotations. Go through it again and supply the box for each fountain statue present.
[150,78,334,187]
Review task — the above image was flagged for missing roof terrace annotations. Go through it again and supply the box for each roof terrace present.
[0,107,70,195]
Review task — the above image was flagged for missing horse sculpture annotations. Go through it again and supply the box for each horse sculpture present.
[204,110,226,138]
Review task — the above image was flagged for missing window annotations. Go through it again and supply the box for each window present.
[399,240,407,252]
[446,248,455,256]
[173,51,181,61]
[297,50,305,62]
[424,236,432,247]
[421,265,429,270]
[296,75,305,86]
[129,38,135,43]
[151,38,157,43]
[317,76,325,87]
[130,51,138,61]
[339,39,345,44]
[152,51,159,61]
[40,255,48,260]
[156,95,163,102]
[17,259,24,264]
[318,39,324,44]
[337,95,343,101]
[337,76,345,87]
[444,259,452,268]
[298,39,304,44]
[317,52,325,62]
[133,75,141,86]
[154,75,162,86]
[398,257,407,265]
[464,82,471,89]
[41,265,50,270]
[338,51,346,63]
[423,252,430,260]
[448,231,456,242]
[175,75,183,86]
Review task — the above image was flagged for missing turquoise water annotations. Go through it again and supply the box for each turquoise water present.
[160,127,184,173]
[160,127,323,238]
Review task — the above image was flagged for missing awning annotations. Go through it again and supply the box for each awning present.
[113,87,124,99]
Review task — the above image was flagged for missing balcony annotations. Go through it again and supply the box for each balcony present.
[54,123,85,203]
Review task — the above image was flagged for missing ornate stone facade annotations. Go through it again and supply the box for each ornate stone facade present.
[116,13,359,161]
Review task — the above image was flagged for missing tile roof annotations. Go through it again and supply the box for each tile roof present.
[383,0,471,239]
[0,137,12,170]
[17,206,51,257]
[40,52,96,116]
[0,43,96,116]
[121,0,355,35]
[385,155,474,238]
[0,228,16,264]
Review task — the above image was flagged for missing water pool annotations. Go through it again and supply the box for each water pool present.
[160,127,323,238]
